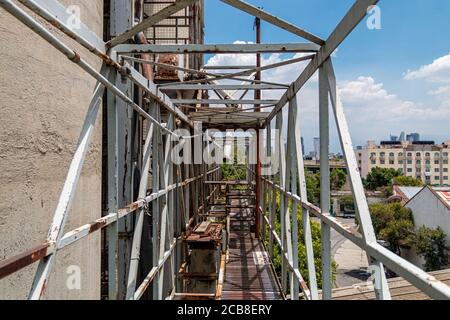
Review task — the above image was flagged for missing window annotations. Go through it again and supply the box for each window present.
[425,152,430,157]
[425,160,430,165]
[435,160,440,164]
[399,160,403,164]
[407,160,412,164]
[389,152,394,157]
[416,175,421,180]
[435,176,440,180]
[407,168,413,172]
[380,160,385,164]
[444,160,449,164]
[407,152,412,157]
[435,152,440,158]
[444,176,449,181]
[435,168,440,172]
[444,168,448,173]
[444,152,449,157]
[416,159,421,164]
[416,152,421,157]
[389,159,395,164]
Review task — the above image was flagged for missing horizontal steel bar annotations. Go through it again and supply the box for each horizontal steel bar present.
[172,99,278,105]
[203,65,256,70]
[160,84,285,90]
[115,43,320,54]
[0,242,54,280]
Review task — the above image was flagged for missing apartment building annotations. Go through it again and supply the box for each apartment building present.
[355,140,450,185]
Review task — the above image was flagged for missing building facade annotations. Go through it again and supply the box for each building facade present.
[355,140,450,185]
[403,186,450,270]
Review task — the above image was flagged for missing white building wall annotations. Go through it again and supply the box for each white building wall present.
[405,187,450,269]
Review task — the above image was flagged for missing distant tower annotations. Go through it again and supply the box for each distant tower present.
[301,137,305,156]
[407,133,420,142]
[399,131,405,141]
[390,135,398,141]
[313,137,320,160]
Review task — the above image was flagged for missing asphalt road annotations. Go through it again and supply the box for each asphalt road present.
[330,217,370,288]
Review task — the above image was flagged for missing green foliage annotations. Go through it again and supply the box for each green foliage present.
[263,192,336,290]
[393,175,424,187]
[369,203,415,254]
[331,168,347,190]
[305,171,320,205]
[364,167,403,190]
[415,226,450,272]
[221,163,246,181]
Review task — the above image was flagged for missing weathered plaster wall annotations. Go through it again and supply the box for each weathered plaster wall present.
[0,0,103,299]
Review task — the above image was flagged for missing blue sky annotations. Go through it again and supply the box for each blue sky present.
[203,0,450,153]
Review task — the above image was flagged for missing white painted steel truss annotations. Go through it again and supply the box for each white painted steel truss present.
[0,0,449,301]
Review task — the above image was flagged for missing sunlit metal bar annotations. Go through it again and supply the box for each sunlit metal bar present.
[203,65,256,70]
[108,0,198,47]
[319,66,332,299]
[221,0,324,45]
[266,0,380,124]
[160,84,285,90]
[115,43,320,54]
[172,99,278,105]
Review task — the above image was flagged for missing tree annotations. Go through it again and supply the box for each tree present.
[364,167,403,190]
[393,175,423,187]
[369,203,415,254]
[415,226,450,272]
[331,168,347,191]
[305,171,320,205]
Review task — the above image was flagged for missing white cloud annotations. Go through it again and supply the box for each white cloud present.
[404,52,450,83]
[339,76,450,122]
[428,86,450,96]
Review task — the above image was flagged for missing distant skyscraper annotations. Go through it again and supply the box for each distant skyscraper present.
[390,135,398,141]
[313,137,320,160]
[301,137,305,156]
[399,131,405,141]
[406,133,420,142]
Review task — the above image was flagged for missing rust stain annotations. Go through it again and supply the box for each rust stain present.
[0,243,50,280]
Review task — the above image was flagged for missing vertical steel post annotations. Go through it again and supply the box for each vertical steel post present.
[275,112,287,293]
[319,66,332,299]
[106,63,119,300]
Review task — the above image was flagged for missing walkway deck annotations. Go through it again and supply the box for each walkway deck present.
[221,195,283,300]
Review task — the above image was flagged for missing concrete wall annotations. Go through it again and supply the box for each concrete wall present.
[0,0,103,299]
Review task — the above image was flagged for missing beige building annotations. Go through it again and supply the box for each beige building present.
[355,140,450,185]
